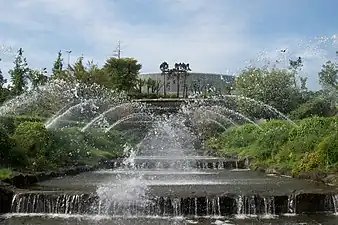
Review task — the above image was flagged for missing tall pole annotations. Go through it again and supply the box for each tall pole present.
[114,41,121,59]
[65,50,72,68]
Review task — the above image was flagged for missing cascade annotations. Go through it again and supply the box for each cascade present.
[287,194,296,215]
[332,194,338,214]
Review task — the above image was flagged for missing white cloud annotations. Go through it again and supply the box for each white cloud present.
[0,0,337,90]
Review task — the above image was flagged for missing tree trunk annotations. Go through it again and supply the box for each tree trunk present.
[176,73,180,98]
[163,73,166,97]
[183,72,188,98]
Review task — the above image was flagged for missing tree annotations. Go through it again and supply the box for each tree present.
[160,62,169,97]
[0,58,10,104]
[103,57,142,92]
[154,80,163,95]
[289,56,303,88]
[318,60,337,90]
[235,67,298,118]
[51,51,68,80]
[289,97,337,120]
[168,63,191,98]
[146,78,156,94]
[168,66,181,98]
[223,81,234,95]
[8,48,30,95]
[182,70,190,98]
[28,68,48,90]
[86,60,110,86]
[0,59,6,88]
[73,56,88,82]
[135,78,146,93]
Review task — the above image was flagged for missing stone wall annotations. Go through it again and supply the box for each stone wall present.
[0,182,14,214]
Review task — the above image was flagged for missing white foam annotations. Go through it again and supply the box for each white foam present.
[94,169,219,175]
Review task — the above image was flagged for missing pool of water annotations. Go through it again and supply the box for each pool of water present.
[29,169,338,196]
[6,158,338,224]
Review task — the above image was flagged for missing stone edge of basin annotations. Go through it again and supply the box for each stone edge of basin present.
[253,165,338,187]
[0,162,114,214]
[0,181,15,214]
[0,158,123,189]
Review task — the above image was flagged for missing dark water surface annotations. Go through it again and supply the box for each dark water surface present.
[28,169,338,196]
[2,214,338,225]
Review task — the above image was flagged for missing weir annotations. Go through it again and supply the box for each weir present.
[105,157,249,170]
[9,191,338,216]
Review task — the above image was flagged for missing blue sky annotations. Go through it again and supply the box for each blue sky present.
[0,0,337,89]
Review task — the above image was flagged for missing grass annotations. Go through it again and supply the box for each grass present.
[0,168,12,179]
[206,116,338,175]
[78,148,118,166]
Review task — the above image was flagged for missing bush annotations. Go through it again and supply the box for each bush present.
[286,116,337,154]
[12,122,51,157]
[255,120,293,161]
[208,116,338,174]
[212,123,260,157]
[289,97,337,120]
[0,126,13,166]
[0,115,131,173]
[10,122,52,170]
[0,168,12,179]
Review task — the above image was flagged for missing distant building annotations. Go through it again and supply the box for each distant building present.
[139,72,235,96]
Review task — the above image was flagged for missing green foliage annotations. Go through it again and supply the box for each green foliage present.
[0,168,12,179]
[316,132,338,169]
[0,116,128,173]
[289,97,336,120]
[8,48,30,95]
[318,60,337,90]
[255,121,293,160]
[208,116,338,175]
[51,51,65,80]
[11,122,52,170]
[235,67,298,117]
[0,59,6,88]
[0,116,44,133]
[103,57,142,92]
[211,124,259,157]
[286,116,337,154]
[0,125,12,165]
[28,68,48,89]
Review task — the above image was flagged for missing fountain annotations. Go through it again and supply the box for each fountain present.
[3,83,338,225]
[2,36,338,225]
[45,99,99,129]
[81,102,141,132]
[104,113,154,133]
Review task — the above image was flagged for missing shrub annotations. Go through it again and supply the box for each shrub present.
[209,115,338,174]
[210,123,260,157]
[255,120,293,160]
[0,168,12,179]
[11,121,52,170]
[289,97,336,120]
[12,122,51,155]
[315,132,338,169]
[0,115,129,172]
[0,126,13,166]
[286,116,337,153]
